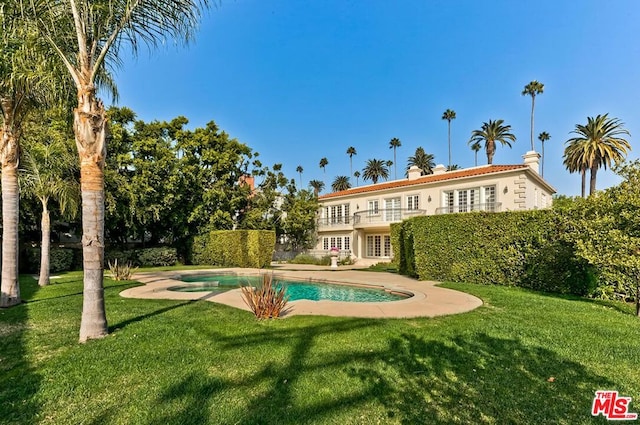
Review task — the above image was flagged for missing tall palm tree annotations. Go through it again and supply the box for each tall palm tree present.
[296,165,303,186]
[21,116,80,287]
[346,146,357,177]
[407,147,435,175]
[564,114,630,196]
[389,138,401,179]
[522,80,544,151]
[353,170,361,186]
[319,157,328,173]
[442,109,456,170]
[362,159,389,184]
[468,119,516,165]
[308,179,325,196]
[470,141,482,166]
[538,131,550,177]
[562,143,588,198]
[331,175,351,192]
[27,0,211,342]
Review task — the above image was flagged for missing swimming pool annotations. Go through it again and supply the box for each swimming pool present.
[171,274,411,303]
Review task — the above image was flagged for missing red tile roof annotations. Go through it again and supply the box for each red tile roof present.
[319,165,529,200]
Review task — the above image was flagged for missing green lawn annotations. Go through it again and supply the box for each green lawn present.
[1,272,639,424]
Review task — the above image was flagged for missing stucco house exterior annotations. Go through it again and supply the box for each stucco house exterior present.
[315,151,555,261]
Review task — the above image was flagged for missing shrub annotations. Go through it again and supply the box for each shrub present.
[192,230,275,268]
[136,247,178,267]
[24,247,75,273]
[241,273,289,319]
[105,249,137,266]
[108,259,137,281]
[289,253,331,266]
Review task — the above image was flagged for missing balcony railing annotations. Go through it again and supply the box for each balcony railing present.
[353,208,427,227]
[435,202,502,215]
[317,216,353,228]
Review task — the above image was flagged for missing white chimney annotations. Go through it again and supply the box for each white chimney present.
[407,165,422,180]
[522,151,541,174]
[432,164,447,175]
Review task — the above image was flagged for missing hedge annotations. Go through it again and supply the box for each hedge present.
[105,247,178,267]
[24,247,76,273]
[394,210,596,296]
[191,230,276,268]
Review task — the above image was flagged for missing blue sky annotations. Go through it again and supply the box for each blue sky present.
[111,0,640,196]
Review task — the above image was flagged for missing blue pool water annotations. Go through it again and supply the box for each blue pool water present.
[172,274,410,303]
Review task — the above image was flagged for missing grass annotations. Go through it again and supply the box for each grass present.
[1,271,639,424]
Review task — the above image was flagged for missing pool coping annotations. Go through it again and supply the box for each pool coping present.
[120,268,483,319]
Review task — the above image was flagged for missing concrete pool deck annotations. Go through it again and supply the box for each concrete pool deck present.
[120,266,483,319]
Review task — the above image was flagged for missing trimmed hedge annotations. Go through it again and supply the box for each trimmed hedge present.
[24,247,76,273]
[105,247,177,267]
[191,230,275,268]
[394,210,596,296]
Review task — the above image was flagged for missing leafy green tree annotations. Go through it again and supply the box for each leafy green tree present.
[281,189,319,249]
[27,0,211,342]
[538,131,550,177]
[331,175,351,192]
[346,146,357,177]
[442,109,456,170]
[296,165,303,186]
[470,141,481,166]
[353,170,361,186]
[407,147,435,175]
[309,179,325,196]
[21,109,79,286]
[363,159,389,184]
[319,157,329,173]
[468,119,516,165]
[522,80,544,151]
[564,114,630,196]
[389,138,401,179]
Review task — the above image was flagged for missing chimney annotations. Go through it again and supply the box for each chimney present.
[407,165,422,180]
[432,164,447,175]
[522,151,541,174]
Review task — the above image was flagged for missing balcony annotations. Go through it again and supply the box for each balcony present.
[353,209,427,229]
[435,202,502,215]
[317,216,353,231]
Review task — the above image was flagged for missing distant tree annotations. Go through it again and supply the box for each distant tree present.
[522,80,544,151]
[281,189,319,249]
[442,109,456,170]
[563,114,630,196]
[346,146,357,177]
[389,138,402,179]
[407,147,435,175]
[296,165,303,185]
[447,164,461,171]
[468,119,516,165]
[362,159,389,184]
[470,141,482,166]
[309,179,325,196]
[331,175,352,192]
[538,131,550,177]
[319,157,329,173]
[353,170,361,186]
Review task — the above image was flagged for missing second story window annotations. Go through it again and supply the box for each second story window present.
[407,195,419,210]
[367,200,379,215]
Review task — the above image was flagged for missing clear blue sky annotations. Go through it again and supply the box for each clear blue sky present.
[111,0,640,196]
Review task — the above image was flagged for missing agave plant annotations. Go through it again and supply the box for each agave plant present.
[107,259,137,281]
[241,273,289,319]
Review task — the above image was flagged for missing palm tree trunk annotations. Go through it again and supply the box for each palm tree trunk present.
[474,151,478,167]
[589,164,598,196]
[541,141,545,177]
[530,96,535,151]
[75,85,108,342]
[39,201,51,287]
[393,149,397,180]
[448,121,452,170]
[580,168,586,198]
[486,140,495,165]
[0,105,20,307]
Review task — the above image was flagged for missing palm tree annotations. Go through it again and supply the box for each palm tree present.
[564,114,630,196]
[407,147,435,175]
[447,164,461,171]
[468,119,516,165]
[319,157,329,173]
[21,117,80,287]
[27,0,211,341]
[353,170,361,186]
[562,143,588,198]
[522,80,544,151]
[362,159,389,184]
[389,138,401,179]
[346,146,357,177]
[308,179,325,196]
[538,131,550,177]
[470,141,482,166]
[442,109,456,170]
[331,176,351,192]
[296,165,303,185]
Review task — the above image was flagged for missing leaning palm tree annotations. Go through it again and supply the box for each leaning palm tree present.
[442,109,456,170]
[522,80,544,151]
[388,137,401,179]
[21,116,80,287]
[346,146,357,177]
[353,170,361,186]
[296,165,303,185]
[538,131,550,177]
[362,159,389,184]
[331,175,351,192]
[564,114,630,196]
[470,141,482,166]
[468,119,516,165]
[562,143,588,198]
[319,157,328,173]
[407,147,435,175]
[308,179,325,196]
[26,0,211,342]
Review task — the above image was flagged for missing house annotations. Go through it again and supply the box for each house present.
[315,151,555,261]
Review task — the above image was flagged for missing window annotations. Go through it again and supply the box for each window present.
[330,237,336,249]
[385,197,401,221]
[407,195,419,210]
[336,237,342,250]
[326,203,350,225]
[485,186,496,211]
[445,191,454,213]
[323,237,329,250]
[367,200,379,215]
[384,236,392,257]
[442,185,496,213]
[541,193,547,207]
[366,234,391,257]
[344,236,350,251]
